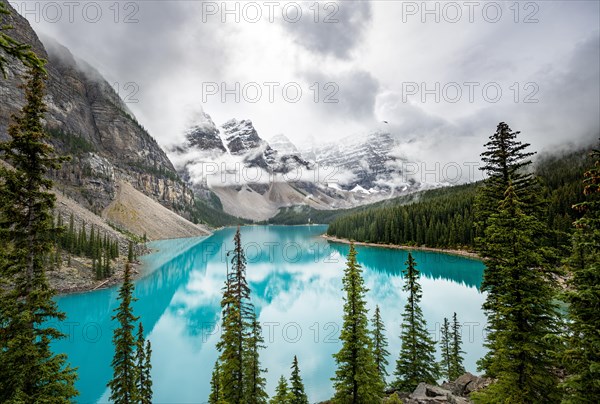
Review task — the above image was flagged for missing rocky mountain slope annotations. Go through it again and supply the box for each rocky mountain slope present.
[0,0,205,238]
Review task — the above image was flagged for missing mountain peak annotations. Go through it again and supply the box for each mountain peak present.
[269,134,299,155]
[182,112,225,153]
[221,118,266,156]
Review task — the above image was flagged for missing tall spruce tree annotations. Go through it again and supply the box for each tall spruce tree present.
[270,375,290,404]
[289,355,308,404]
[215,227,254,403]
[393,253,439,391]
[331,243,383,403]
[449,312,465,380]
[108,263,140,403]
[244,313,268,404]
[371,305,390,386]
[0,67,78,401]
[439,317,452,381]
[473,184,560,403]
[474,123,560,402]
[562,147,600,403]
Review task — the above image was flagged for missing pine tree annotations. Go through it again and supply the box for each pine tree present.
[393,253,439,392]
[270,375,290,404]
[472,184,560,403]
[289,355,308,404]
[472,124,561,402]
[88,224,95,257]
[216,227,254,403]
[449,312,465,380]
[474,122,539,234]
[208,361,222,404]
[371,305,390,386]
[128,240,134,263]
[331,243,383,403]
[439,317,452,381]
[244,313,268,404]
[0,67,78,401]
[104,247,111,277]
[141,340,152,404]
[562,147,600,402]
[135,322,152,404]
[68,213,75,251]
[108,263,140,403]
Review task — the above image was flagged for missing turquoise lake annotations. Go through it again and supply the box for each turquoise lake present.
[53,225,487,403]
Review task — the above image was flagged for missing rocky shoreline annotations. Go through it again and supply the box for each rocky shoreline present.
[322,235,481,260]
[48,250,150,295]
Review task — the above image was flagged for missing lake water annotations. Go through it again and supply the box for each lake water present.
[53,225,486,403]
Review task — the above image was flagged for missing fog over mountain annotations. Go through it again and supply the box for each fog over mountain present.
[18,0,598,180]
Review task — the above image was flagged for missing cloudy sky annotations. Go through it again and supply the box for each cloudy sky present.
[17,0,600,166]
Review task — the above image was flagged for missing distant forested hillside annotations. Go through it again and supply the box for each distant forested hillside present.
[326,147,595,251]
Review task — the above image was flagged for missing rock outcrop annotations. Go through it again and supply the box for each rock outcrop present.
[381,373,491,404]
[0,0,195,221]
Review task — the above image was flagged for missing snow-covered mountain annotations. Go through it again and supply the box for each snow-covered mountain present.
[168,112,423,221]
[303,132,419,193]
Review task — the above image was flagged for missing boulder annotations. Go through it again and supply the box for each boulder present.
[405,382,470,404]
[452,373,491,396]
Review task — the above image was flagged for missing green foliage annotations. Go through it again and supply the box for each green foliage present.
[536,149,591,252]
[128,160,181,183]
[327,145,593,254]
[371,305,390,386]
[561,147,600,402]
[244,314,268,404]
[475,122,540,227]
[215,228,259,404]
[439,318,452,381]
[128,241,134,263]
[393,253,440,392]
[188,197,248,227]
[209,361,222,404]
[142,341,152,403]
[289,356,309,404]
[473,124,561,403]
[270,375,290,404]
[328,183,477,248]
[107,221,145,243]
[449,313,465,380]
[135,324,153,404]
[55,215,119,280]
[108,263,140,403]
[46,126,95,156]
[332,243,384,403]
[386,392,404,403]
[473,184,561,403]
[0,67,78,402]
[0,2,45,77]
[440,313,466,381]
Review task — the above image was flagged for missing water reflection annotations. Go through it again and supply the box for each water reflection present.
[53,225,486,403]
